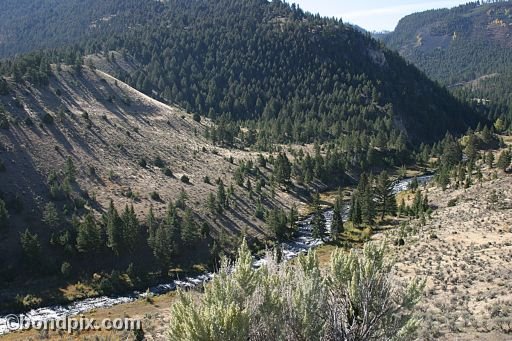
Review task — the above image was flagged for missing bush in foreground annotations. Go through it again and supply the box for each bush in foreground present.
[169,241,425,341]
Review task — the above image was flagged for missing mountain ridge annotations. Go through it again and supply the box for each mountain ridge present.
[382,1,512,84]
[380,0,512,131]
[0,0,481,146]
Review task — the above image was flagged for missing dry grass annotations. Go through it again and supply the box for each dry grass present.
[390,169,512,340]
[0,60,304,253]
[0,57,311,327]
[1,291,180,341]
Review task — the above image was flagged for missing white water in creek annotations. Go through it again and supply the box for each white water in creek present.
[0,175,433,334]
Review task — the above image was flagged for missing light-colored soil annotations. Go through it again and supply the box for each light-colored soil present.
[390,171,512,340]
[0,62,302,248]
[0,60,309,319]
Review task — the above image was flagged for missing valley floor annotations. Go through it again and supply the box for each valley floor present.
[3,170,512,341]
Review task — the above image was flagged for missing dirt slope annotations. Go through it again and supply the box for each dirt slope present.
[391,169,512,340]
[0,63,299,260]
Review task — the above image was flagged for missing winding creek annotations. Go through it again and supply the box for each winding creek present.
[0,175,434,334]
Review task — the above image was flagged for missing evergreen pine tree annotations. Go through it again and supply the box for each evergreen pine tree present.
[331,194,344,240]
[464,133,478,161]
[104,200,123,255]
[409,177,419,191]
[42,202,59,228]
[361,186,376,225]
[311,193,326,240]
[274,153,291,185]
[207,193,217,214]
[146,205,157,249]
[441,135,462,168]
[375,171,397,220]
[121,205,139,253]
[152,223,174,274]
[19,229,41,265]
[412,191,423,218]
[267,208,288,241]
[0,198,9,230]
[486,151,495,168]
[288,204,299,238]
[181,208,199,246]
[255,199,265,220]
[497,150,511,171]
[76,213,102,253]
[436,166,450,190]
[349,193,362,226]
[165,203,182,253]
[398,198,407,217]
[175,188,188,209]
[65,156,76,182]
[216,180,227,212]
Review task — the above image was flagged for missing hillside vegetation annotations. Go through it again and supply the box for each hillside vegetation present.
[0,0,480,148]
[0,0,163,58]
[381,0,512,130]
[0,0,490,315]
[0,62,302,310]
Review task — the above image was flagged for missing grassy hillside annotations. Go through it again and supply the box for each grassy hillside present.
[0,60,304,310]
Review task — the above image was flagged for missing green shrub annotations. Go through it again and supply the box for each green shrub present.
[163,168,173,177]
[61,262,72,278]
[169,241,425,340]
[98,278,113,294]
[42,113,54,125]
[181,175,190,184]
[447,198,457,207]
[154,156,165,168]
[19,294,43,309]
[74,197,86,209]
[150,191,161,201]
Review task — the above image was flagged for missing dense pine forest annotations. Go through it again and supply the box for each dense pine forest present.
[0,0,165,58]
[1,0,479,147]
[381,0,512,131]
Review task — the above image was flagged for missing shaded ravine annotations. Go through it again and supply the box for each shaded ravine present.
[0,175,433,334]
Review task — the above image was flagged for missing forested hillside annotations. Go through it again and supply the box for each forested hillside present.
[381,0,512,130]
[0,0,164,58]
[383,1,512,82]
[96,0,479,146]
[0,0,479,148]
